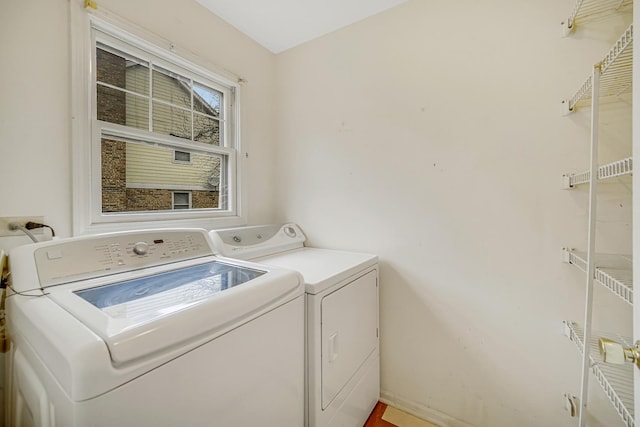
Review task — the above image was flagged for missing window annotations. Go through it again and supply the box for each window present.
[71,12,243,234]
[173,150,192,163]
[173,192,191,209]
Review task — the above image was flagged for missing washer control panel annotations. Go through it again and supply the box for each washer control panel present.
[34,229,214,287]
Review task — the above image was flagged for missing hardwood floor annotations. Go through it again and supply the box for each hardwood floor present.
[364,402,440,427]
[364,402,397,427]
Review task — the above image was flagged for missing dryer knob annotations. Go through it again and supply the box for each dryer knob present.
[133,242,149,255]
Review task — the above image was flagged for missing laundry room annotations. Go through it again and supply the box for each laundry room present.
[0,0,637,426]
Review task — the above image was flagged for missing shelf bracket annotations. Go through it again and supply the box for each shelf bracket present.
[563,393,579,417]
[561,320,574,339]
[561,20,574,38]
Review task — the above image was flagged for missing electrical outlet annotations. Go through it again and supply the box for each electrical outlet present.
[0,216,45,237]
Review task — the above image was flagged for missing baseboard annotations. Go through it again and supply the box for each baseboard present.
[380,391,476,427]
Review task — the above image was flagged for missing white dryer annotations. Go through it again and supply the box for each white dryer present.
[6,228,304,427]
[210,224,379,427]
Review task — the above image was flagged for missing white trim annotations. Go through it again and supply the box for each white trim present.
[634,0,640,419]
[229,86,243,217]
[70,0,245,235]
[70,0,94,236]
[98,122,234,157]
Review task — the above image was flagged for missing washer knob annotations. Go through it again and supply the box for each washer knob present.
[133,242,149,255]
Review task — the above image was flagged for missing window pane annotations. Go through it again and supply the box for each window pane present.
[125,93,149,130]
[193,113,220,145]
[125,61,150,96]
[193,83,221,117]
[97,46,150,128]
[96,46,149,95]
[97,85,127,125]
[98,87,149,129]
[98,88,148,129]
[152,67,191,109]
[152,101,192,139]
[101,137,223,213]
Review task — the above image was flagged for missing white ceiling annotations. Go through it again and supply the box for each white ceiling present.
[195,0,409,54]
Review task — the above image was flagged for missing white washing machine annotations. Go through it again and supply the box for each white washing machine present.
[209,224,379,427]
[5,228,304,427]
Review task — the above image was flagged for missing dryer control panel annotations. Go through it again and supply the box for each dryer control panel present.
[33,229,213,287]
[210,223,306,260]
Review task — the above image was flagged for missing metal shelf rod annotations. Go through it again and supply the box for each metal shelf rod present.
[578,64,600,427]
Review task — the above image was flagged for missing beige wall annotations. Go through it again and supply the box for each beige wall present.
[0,0,277,247]
[275,0,631,425]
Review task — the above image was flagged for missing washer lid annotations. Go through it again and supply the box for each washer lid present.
[48,257,302,365]
[74,260,265,323]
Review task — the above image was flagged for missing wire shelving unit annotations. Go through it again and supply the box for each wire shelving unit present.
[564,0,633,34]
[563,249,633,305]
[564,24,633,112]
[561,2,634,426]
[563,157,633,188]
[563,321,635,427]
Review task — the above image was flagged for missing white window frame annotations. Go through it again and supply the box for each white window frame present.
[70,6,245,235]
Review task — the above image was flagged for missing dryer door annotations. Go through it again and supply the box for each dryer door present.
[321,269,378,409]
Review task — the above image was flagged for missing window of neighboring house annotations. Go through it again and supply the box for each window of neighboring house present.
[173,150,192,163]
[71,12,242,233]
[173,191,192,209]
